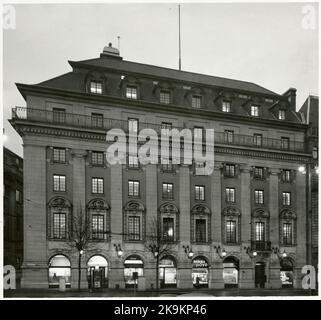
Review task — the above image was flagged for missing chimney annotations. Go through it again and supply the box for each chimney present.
[283,88,297,111]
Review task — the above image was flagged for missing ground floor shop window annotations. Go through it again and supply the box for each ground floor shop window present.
[159,256,177,288]
[223,256,239,288]
[124,255,144,288]
[280,258,294,288]
[87,255,108,289]
[192,256,209,288]
[48,255,71,288]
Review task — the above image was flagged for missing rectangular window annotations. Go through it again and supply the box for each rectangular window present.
[278,109,286,120]
[225,188,235,203]
[162,183,174,200]
[92,214,104,240]
[251,105,260,117]
[192,95,202,108]
[254,167,264,179]
[163,217,174,241]
[90,81,102,94]
[195,219,207,242]
[282,192,291,206]
[128,216,141,241]
[226,220,236,244]
[91,151,104,166]
[222,101,231,113]
[15,190,21,203]
[254,190,264,204]
[53,108,66,123]
[281,137,290,149]
[225,130,234,144]
[161,122,172,136]
[128,180,140,197]
[128,155,139,168]
[195,185,205,201]
[92,178,104,194]
[255,222,265,241]
[160,91,171,104]
[162,158,173,171]
[225,164,235,177]
[283,223,293,245]
[194,127,204,141]
[53,148,66,163]
[126,86,137,99]
[282,170,291,182]
[128,118,138,133]
[53,213,66,239]
[253,134,263,147]
[53,175,66,192]
[91,113,103,128]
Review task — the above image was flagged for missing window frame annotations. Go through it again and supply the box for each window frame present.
[91,151,104,166]
[282,192,291,206]
[91,177,104,194]
[251,105,260,117]
[90,81,103,94]
[128,180,140,197]
[192,95,202,108]
[53,148,66,163]
[222,100,231,113]
[126,85,138,99]
[53,212,67,239]
[254,189,264,205]
[225,187,236,203]
[53,175,66,192]
[195,185,205,201]
[160,90,171,104]
[162,182,174,200]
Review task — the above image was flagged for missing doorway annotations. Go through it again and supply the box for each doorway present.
[255,262,266,288]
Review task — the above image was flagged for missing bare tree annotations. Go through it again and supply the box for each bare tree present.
[67,207,92,291]
[145,217,174,290]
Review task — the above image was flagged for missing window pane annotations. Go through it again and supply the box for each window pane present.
[92,214,104,239]
[222,101,231,112]
[226,220,236,243]
[90,81,102,94]
[126,86,137,99]
[192,96,201,108]
[53,148,66,163]
[53,213,66,239]
[283,223,292,245]
[160,91,170,104]
[196,219,206,242]
[91,113,103,128]
[53,108,66,123]
[128,216,141,240]
[163,217,174,241]
[255,222,265,241]
[253,134,262,147]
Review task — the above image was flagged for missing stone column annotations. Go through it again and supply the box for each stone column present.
[239,165,254,288]
[269,168,282,288]
[178,165,192,288]
[109,163,124,289]
[21,144,48,288]
[210,162,224,289]
[294,170,307,289]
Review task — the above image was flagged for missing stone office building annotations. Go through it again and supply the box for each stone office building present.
[11,43,312,290]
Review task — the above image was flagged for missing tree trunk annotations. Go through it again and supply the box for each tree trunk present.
[156,254,159,291]
[78,252,81,291]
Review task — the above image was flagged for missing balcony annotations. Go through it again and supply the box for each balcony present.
[11,106,306,153]
[251,240,272,252]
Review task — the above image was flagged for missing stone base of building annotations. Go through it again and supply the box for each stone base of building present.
[21,266,48,289]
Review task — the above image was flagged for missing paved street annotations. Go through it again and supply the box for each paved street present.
[4,288,316,298]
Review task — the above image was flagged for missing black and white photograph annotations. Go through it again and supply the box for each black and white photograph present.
[1,0,319,303]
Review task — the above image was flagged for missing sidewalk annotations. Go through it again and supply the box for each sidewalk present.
[4,287,316,298]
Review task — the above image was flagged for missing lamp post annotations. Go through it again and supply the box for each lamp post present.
[78,249,84,291]
[114,243,123,258]
[149,244,159,290]
[214,245,227,259]
[182,245,194,259]
[244,246,257,259]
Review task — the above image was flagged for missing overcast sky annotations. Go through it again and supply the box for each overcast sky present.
[3,2,319,157]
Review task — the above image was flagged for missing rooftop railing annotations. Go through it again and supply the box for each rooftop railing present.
[11,106,306,153]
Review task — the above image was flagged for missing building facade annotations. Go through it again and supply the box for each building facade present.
[10,44,312,290]
[299,95,319,273]
[3,147,24,286]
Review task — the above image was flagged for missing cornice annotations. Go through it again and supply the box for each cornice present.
[15,83,307,132]
[11,121,311,163]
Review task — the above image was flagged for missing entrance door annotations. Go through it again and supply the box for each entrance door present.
[255,262,266,288]
[89,267,106,289]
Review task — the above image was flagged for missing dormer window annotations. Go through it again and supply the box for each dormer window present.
[251,105,260,117]
[278,109,286,120]
[160,91,171,104]
[90,81,102,94]
[222,101,231,113]
[126,86,137,99]
[192,95,202,108]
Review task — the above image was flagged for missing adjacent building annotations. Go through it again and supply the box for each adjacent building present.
[10,43,313,290]
[3,147,23,286]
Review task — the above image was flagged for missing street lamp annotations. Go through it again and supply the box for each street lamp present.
[214,245,227,259]
[298,165,306,173]
[114,243,123,258]
[182,245,194,259]
[272,246,287,259]
[149,244,159,258]
[244,246,257,258]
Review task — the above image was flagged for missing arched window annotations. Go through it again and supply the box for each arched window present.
[280,209,297,246]
[48,255,71,288]
[87,199,110,240]
[191,205,211,243]
[47,197,72,240]
[124,255,144,288]
[192,256,209,288]
[252,209,270,251]
[159,256,177,288]
[223,256,239,288]
[222,206,241,244]
[159,203,179,242]
[87,255,108,289]
[123,201,145,241]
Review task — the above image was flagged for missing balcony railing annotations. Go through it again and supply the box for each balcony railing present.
[11,106,306,153]
[251,240,272,252]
